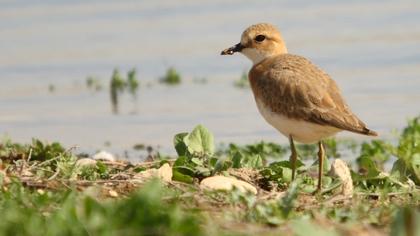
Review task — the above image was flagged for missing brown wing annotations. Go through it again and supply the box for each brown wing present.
[249,54,377,136]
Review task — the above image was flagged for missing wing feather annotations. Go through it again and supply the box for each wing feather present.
[249,54,377,136]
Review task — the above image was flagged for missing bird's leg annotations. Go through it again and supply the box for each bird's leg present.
[317,141,325,192]
[289,135,297,181]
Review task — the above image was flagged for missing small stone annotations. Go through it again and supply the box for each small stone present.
[76,158,97,167]
[92,151,115,162]
[330,159,353,196]
[108,190,118,197]
[134,168,157,181]
[21,169,34,177]
[158,163,173,182]
[200,175,257,194]
[133,163,173,183]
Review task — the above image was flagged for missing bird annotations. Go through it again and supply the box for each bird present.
[221,23,377,192]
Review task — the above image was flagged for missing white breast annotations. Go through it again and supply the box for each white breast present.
[255,99,340,143]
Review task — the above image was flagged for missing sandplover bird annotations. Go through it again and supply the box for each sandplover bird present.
[221,23,377,192]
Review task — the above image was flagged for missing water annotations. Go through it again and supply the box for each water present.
[1,0,419,159]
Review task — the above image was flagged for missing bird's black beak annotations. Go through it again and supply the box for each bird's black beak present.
[221,43,244,55]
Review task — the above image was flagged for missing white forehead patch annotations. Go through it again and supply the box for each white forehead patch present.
[241,48,271,65]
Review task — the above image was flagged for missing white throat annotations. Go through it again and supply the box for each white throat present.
[241,48,269,65]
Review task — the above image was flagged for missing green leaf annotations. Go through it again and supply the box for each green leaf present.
[174,132,188,156]
[246,154,264,169]
[191,157,203,166]
[358,140,391,168]
[195,166,211,177]
[411,153,420,182]
[183,125,215,156]
[270,160,305,170]
[260,160,305,184]
[357,156,381,179]
[231,151,243,168]
[172,166,195,177]
[213,157,230,174]
[311,156,330,173]
[173,155,188,166]
[172,169,194,184]
[281,167,293,183]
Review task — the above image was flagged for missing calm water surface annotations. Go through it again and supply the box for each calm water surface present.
[1,1,419,159]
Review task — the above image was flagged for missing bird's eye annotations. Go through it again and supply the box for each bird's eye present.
[255,35,266,42]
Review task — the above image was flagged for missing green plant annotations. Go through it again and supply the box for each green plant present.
[127,68,139,98]
[172,125,218,183]
[30,139,66,162]
[86,76,102,91]
[77,161,109,180]
[221,141,287,162]
[390,116,420,184]
[110,68,126,114]
[0,180,204,236]
[357,140,391,170]
[160,67,181,85]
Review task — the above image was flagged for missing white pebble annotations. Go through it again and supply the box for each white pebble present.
[200,175,257,194]
[92,151,115,162]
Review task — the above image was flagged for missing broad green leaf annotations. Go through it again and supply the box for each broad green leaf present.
[411,153,420,183]
[213,157,230,174]
[231,151,243,168]
[173,132,188,156]
[246,154,263,169]
[269,160,305,170]
[173,155,188,167]
[172,166,195,176]
[191,157,203,166]
[281,167,293,183]
[195,166,211,177]
[321,178,342,194]
[357,156,381,179]
[391,159,409,182]
[172,169,194,184]
[183,125,215,156]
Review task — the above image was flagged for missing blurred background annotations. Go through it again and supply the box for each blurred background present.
[1,0,419,157]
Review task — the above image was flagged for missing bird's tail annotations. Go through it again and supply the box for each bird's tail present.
[363,127,378,136]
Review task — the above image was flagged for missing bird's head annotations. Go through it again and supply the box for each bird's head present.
[221,23,288,65]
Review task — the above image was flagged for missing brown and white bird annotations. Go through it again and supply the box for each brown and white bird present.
[221,23,377,192]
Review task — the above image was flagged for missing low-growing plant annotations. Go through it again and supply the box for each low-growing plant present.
[390,116,420,184]
[110,68,126,114]
[127,68,139,99]
[357,140,391,170]
[220,141,287,163]
[160,67,181,85]
[86,76,103,91]
[172,125,218,183]
[109,68,140,114]
[77,161,109,180]
[0,179,204,236]
[1,119,419,236]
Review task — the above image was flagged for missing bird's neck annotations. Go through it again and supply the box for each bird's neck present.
[243,46,288,65]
